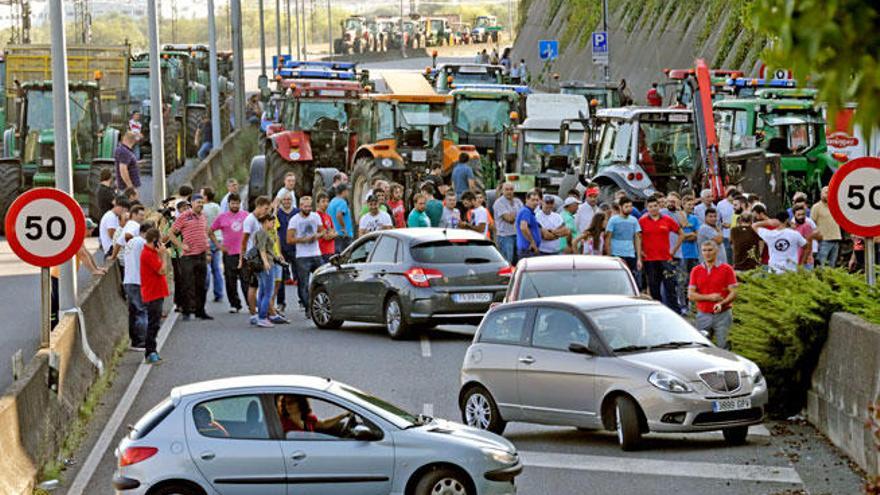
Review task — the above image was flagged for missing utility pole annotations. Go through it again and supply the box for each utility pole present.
[275,0,282,62]
[48,0,77,310]
[207,0,221,151]
[21,0,31,43]
[259,0,267,77]
[301,0,308,60]
[294,0,301,60]
[399,0,405,58]
[327,0,332,58]
[286,0,293,56]
[602,0,610,82]
[507,0,512,42]
[230,0,245,129]
[172,0,178,43]
[147,0,166,206]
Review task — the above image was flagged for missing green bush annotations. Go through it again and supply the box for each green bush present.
[729,269,880,417]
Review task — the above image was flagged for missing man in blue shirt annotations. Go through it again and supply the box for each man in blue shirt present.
[605,196,643,288]
[515,191,542,259]
[327,184,354,253]
[451,153,476,201]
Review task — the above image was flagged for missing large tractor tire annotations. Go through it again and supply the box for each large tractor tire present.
[268,150,311,201]
[313,167,340,199]
[247,155,268,211]
[350,157,392,216]
[0,159,22,235]
[186,106,207,158]
[163,119,183,172]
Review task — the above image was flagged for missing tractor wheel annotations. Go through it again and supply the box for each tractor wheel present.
[312,167,339,199]
[163,119,182,172]
[247,155,268,211]
[268,150,311,200]
[599,183,619,206]
[0,159,22,235]
[350,157,392,217]
[186,107,207,158]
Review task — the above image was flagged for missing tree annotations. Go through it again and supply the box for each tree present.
[748,0,879,136]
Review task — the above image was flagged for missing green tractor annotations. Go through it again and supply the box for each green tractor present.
[151,49,209,160]
[714,95,840,202]
[0,81,119,232]
[128,57,186,171]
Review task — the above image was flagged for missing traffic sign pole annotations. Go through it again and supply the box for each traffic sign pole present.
[602,0,610,82]
[867,238,876,286]
[41,268,51,348]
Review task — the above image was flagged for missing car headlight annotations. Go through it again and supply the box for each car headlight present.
[752,371,765,385]
[648,371,692,393]
[481,447,516,465]
[381,157,393,168]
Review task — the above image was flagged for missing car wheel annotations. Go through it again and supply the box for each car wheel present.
[414,467,471,495]
[151,484,202,495]
[460,385,506,434]
[384,295,412,340]
[722,426,749,445]
[310,288,343,330]
[615,396,642,451]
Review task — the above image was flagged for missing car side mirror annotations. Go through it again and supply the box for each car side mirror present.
[352,424,381,441]
[329,254,342,267]
[568,342,595,355]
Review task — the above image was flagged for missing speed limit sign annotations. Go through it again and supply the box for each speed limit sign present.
[827,157,880,237]
[4,188,87,267]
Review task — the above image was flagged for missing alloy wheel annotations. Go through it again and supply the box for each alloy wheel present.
[465,393,491,429]
[431,477,467,495]
[312,292,332,326]
[386,299,401,334]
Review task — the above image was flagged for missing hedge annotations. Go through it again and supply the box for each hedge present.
[728,268,880,417]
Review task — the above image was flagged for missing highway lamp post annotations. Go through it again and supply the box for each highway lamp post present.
[399,0,405,58]
[49,0,77,313]
[207,0,221,151]
[295,0,301,60]
[602,0,610,82]
[230,0,246,128]
[287,0,293,57]
[301,0,308,60]
[259,0,267,77]
[327,0,332,59]
[147,0,166,205]
[276,0,283,62]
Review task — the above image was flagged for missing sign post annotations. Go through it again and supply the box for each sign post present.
[826,156,880,285]
[4,188,87,347]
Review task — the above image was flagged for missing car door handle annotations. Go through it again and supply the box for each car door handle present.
[519,356,535,365]
[199,451,215,461]
[290,451,307,461]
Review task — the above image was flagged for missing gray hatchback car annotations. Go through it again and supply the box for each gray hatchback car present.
[114,375,521,495]
[459,296,768,450]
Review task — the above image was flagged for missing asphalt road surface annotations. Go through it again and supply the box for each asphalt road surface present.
[68,298,863,495]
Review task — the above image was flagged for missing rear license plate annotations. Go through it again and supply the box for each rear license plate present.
[452,293,492,304]
[712,398,751,413]
[411,150,427,162]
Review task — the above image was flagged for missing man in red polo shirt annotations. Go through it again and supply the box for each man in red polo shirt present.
[688,241,738,349]
[170,194,212,321]
[141,228,170,364]
[639,195,683,312]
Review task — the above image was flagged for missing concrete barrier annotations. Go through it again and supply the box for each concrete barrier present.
[807,312,880,477]
[0,265,128,495]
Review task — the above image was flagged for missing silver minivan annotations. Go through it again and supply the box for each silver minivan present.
[459,296,768,450]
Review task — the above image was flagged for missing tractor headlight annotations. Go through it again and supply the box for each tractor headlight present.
[381,157,393,168]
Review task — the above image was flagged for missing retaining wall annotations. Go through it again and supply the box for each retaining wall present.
[807,312,880,477]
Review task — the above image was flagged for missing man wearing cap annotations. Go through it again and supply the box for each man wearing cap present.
[576,187,600,238]
[560,196,580,253]
[493,182,523,263]
[170,194,212,321]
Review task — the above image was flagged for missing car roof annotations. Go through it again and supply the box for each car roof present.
[171,374,333,400]
[380,227,491,243]
[499,294,657,312]
[516,254,626,271]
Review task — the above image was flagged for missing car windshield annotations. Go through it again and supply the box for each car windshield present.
[332,384,418,429]
[397,103,450,145]
[129,74,150,102]
[517,269,636,300]
[637,120,698,175]
[588,304,711,352]
[521,139,582,175]
[298,100,349,129]
[411,240,505,264]
[758,112,820,156]
[455,98,510,134]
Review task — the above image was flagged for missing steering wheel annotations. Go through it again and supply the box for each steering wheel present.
[339,413,356,437]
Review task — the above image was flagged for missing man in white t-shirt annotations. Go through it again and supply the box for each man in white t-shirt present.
[99,196,130,258]
[753,211,810,274]
[113,204,146,264]
[535,195,569,255]
[575,186,601,234]
[238,195,272,320]
[275,172,298,207]
[461,191,489,237]
[358,194,393,235]
[286,196,325,319]
[123,223,150,350]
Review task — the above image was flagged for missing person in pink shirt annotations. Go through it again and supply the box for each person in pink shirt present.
[791,204,817,268]
[209,193,249,312]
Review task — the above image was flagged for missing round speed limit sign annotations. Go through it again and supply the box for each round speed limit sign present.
[4,188,87,267]
[827,157,880,238]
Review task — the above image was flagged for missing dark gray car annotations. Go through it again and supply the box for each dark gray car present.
[309,228,512,339]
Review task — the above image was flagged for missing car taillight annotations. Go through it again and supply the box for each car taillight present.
[635,172,644,181]
[119,447,158,467]
[627,173,635,181]
[405,267,443,288]
[497,265,515,277]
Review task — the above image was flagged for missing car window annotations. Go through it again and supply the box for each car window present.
[274,394,379,441]
[531,307,590,351]
[517,269,636,300]
[478,308,529,344]
[370,236,398,263]
[347,238,377,264]
[193,395,270,440]
[411,240,504,264]
[130,398,175,440]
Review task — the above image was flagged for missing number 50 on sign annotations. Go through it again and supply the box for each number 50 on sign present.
[4,188,87,268]
[827,157,880,238]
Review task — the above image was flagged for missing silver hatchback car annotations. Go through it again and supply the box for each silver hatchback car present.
[114,375,521,495]
[459,296,768,450]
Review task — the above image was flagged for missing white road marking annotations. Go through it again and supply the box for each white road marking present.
[66,311,180,495]
[518,450,802,485]
[420,335,431,357]
[422,403,434,417]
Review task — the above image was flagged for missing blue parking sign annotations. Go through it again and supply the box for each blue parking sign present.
[538,40,558,61]
[592,32,608,53]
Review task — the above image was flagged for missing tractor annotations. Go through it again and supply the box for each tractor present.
[128,56,186,171]
[431,64,505,93]
[658,68,744,107]
[0,81,119,232]
[151,49,209,161]
[560,81,623,108]
[471,16,500,43]
[337,16,374,54]
[422,17,452,47]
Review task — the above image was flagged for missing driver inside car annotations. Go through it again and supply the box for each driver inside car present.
[276,395,352,435]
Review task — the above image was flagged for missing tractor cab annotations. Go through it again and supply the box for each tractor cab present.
[560,81,623,108]
[723,77,797,98]
[433,64,505,93]
[660,68,744,106]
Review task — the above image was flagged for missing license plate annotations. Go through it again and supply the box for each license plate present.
[411,150,427,162]
[452,293,492,303]
[712,398,751,413]
[549,176,563,186]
